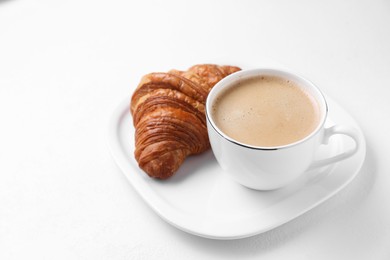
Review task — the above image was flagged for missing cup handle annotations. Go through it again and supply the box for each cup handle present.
[309,125,361,170]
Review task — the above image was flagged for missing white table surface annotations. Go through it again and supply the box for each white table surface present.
[1,0,389,259]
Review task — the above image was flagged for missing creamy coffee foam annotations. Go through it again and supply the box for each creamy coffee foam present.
[212,75,321,147]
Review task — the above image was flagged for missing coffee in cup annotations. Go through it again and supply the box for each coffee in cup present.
[211,75,321,147]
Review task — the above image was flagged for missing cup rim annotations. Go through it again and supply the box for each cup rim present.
[205,68,328,151]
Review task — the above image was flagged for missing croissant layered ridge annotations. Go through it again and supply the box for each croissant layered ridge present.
[131,64,241,179]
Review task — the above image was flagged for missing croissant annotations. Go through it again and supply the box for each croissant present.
[130,64,241,179]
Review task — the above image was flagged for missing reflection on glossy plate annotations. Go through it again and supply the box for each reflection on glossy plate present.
[107,95,366,240]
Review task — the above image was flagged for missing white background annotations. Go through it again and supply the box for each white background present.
[1,0,390,259]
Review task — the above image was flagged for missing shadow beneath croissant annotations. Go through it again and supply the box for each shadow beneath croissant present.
[169,150,217,183]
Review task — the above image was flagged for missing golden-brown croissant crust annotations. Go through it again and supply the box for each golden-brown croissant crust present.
[131,64,241,179]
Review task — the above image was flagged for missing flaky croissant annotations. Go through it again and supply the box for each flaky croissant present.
[131,64,241,179]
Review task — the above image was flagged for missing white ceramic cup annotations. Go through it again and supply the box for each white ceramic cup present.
[206,68,361,190]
